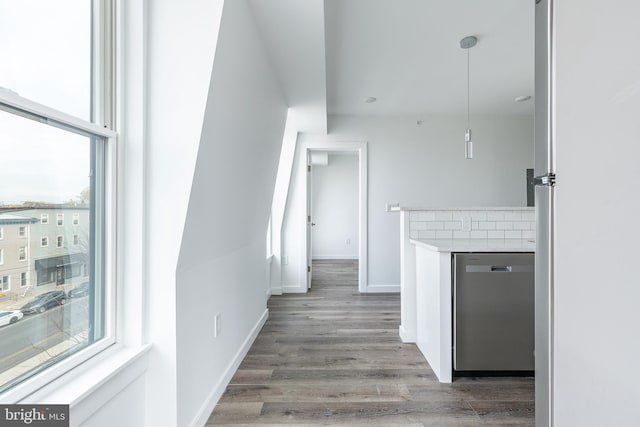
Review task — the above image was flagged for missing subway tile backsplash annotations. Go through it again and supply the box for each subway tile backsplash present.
[409,208,536,240]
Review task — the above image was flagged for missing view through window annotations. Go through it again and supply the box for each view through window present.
[0,0,112,394]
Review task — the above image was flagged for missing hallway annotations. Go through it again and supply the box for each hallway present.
[207,260,534,425]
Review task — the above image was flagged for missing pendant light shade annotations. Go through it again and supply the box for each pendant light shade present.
[460,36,477,159]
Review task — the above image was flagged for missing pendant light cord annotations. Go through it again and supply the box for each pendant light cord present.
[467,47,470,129]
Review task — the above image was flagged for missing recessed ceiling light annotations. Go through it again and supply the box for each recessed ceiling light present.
[515,95,532,102]
[364,97,377,103]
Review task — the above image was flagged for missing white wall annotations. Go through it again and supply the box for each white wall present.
[175,1,287,426]
[79,375,146,427]
[281,139,307,293]
[144,0,226,426]
[312,153,359,259]
[283,115,533,290]
[553,1,640,425]
[269,111,299,296]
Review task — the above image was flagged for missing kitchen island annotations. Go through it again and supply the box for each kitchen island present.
[395,206,536,383]
[410,238,535,383]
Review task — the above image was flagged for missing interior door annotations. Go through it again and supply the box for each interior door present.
[306,155,313,290]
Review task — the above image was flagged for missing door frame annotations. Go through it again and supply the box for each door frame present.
[303,141,368,293]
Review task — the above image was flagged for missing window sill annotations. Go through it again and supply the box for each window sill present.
[20,343,151,423]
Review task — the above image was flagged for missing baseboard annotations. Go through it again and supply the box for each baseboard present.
[399,325,417,343]
[312,255,358,260]
[363,284,400,293]
[282,286,307,294]
[270,285,282,296]
[189,308,269,427]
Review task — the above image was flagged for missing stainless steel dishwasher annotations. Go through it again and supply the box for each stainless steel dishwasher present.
[453,252,535,373]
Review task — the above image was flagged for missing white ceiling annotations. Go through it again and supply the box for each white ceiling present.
[251,0,534,125]
[249,0,327,133]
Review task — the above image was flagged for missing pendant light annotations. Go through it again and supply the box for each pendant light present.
[460,35,477,159]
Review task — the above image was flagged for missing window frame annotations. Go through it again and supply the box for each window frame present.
[56,235,64,248]
[56,214,64,227]
[20,272,28,288]
[18,247,26,261]
[73,214,80,225]
[0,4,117,396]
[41,214,49,224]
[18,226,26,238]
[41,236,49,247]
[0,93,117,400]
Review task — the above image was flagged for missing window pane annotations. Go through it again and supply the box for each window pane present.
[0,106,105,392]
[0,1,91,120]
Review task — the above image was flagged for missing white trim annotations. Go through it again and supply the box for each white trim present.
[399,325,417,343]
[312,255,358,260]
[20,344,151,422]
[18,246,27,261]
[1,340,117,403]
[282,286,308,294]
[365,284,400,293]
[270,285,283,296]
[303,141,368,293]
[189,309,269,427]
[0,91,115,139]
[20,272,28,288]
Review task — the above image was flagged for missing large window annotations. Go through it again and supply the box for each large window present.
[0,0,115,397]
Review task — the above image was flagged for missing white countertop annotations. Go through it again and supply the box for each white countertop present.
[410,238,536,253]
[394,206,534,212]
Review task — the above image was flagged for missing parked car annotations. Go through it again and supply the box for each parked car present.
[68,282,90,298]
[0,310,24,326]
[20,290,67,315]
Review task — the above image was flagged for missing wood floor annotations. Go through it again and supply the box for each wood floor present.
[206,259,534,426]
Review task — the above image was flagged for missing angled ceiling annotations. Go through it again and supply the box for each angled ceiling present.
[250,0,534,129]
[249,0,327,133]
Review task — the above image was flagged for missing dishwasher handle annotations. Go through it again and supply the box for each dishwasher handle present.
[466,264,533,273]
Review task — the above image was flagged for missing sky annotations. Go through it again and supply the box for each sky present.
[0,1,91,204]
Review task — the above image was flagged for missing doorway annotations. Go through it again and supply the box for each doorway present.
[304,142,368,293]
[308,151,359,290]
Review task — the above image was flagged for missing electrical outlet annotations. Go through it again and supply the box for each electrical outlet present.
[462,216,472,232]
[346,238,351,245]
[214,313,221,337]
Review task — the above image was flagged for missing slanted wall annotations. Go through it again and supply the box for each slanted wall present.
[175,0,288,426]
